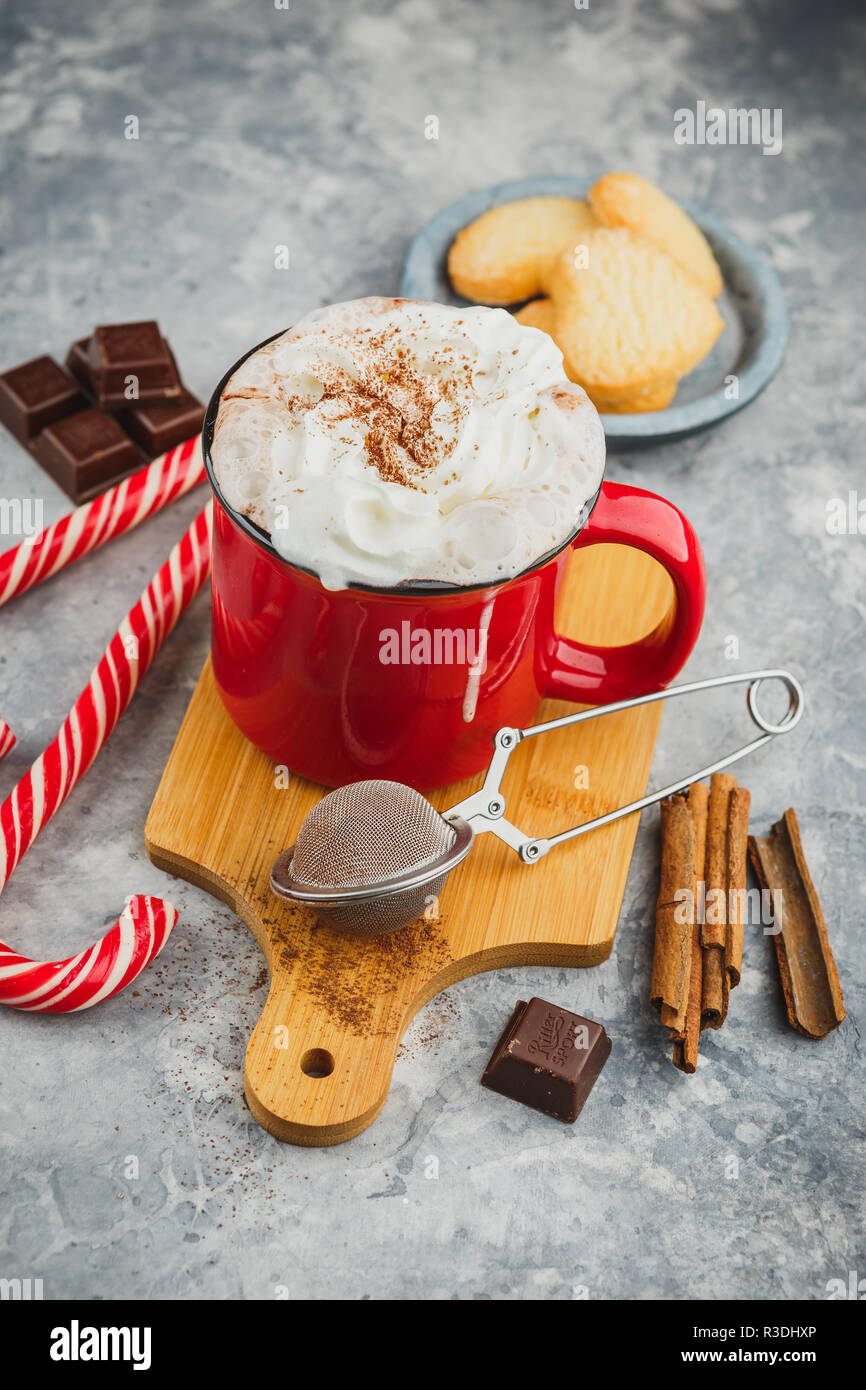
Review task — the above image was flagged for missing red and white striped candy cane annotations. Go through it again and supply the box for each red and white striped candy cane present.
[0,718,14,761]
[0,503,213,1012]
[0,433,204,609]
[0,897,178,1014]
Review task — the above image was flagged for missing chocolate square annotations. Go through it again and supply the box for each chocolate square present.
[0,356,88,444]
[481,997,611,1123]
[67,333,183,404]
[64,338,95,396]
[33,408,142,504]
[88,321,181,408]
[120,388,204,458]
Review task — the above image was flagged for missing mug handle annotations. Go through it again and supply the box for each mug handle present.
[539,480,706,704]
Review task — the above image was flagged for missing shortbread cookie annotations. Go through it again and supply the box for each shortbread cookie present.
[567,370,679,414]
[516,298,677,412]
[588,171,723,299]
[514,298,556,333]
[448,197,597,304]
[590,377,678,414]
[548,227,724,398]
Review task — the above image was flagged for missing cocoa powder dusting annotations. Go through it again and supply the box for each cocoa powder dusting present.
[275,321,468,489]
[269,908,453,1036]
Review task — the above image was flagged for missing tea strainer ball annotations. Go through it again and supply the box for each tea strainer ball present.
[271,780,473,936]
[270,670,803,938]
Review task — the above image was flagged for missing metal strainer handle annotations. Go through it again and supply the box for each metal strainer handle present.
[446,668,804,864]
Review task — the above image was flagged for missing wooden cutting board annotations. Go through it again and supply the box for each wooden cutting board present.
[145,543,673,1145]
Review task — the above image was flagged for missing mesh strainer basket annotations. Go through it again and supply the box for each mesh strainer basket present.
[279,780,468,936]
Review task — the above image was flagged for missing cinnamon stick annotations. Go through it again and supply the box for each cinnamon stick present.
[725,787,751,989]
[671,782,708,1073]
[654,775,752,1071]
[748,809,845,1039]
[701,773,737,1028]
[651,795,695,1034]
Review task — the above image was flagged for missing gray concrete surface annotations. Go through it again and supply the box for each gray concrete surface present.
[0,0,863,1301]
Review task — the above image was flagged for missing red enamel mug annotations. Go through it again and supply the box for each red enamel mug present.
[204,340,706,791]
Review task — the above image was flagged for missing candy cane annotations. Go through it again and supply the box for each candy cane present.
[0,897,177,1014]
[0,433,204,609]
[0,503,213,1012]
[0,719,14,761]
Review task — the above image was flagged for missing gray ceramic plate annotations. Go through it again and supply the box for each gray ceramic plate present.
[400,175,788,444]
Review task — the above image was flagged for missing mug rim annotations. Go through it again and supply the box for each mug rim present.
[202,326,604,597]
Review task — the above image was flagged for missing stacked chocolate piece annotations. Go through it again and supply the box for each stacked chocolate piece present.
[0,322,204,504]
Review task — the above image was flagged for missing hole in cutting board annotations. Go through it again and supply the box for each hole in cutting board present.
[301,1048,335,1079]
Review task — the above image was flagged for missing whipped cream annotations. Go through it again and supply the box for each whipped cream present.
[210,297,605,590]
